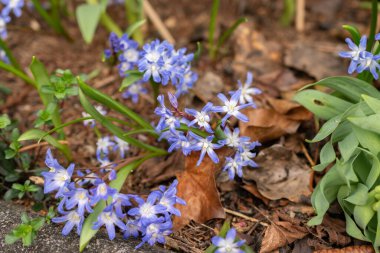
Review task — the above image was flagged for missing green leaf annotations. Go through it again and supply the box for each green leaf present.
[79,157,153,252]
[313,141,335,172]
[349,114,380,134]
[126,19,146,36]
[76,4,102,44]
[5,234,19,244]
[308,115,341,143]
[78,78,153,130]
[208,0,220,54]
[338,132,359,162]
[22,231,33,246]
[18,129,71,160]
[5,173,20,182]
[119,72,143,91]
[352,124,380,155]
[0,114,11,129]
[362,94,380,113]
[21,213,29,223]
[12,183,25,191]
[342,25,361,45]
[78,89,166,155]
[193,41,202,62]
[302,76,380,103]
[216,17,247,52]
[354,199,375,230]
[345,183,369,205]
[30,217,45,231]
[293,89,352,120]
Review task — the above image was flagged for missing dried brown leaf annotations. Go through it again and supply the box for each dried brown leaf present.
[260,221,308,253]
[173,149,232,230]
[243,144,312,202]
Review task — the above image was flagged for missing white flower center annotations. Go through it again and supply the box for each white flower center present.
[139,203,154,218]
[68,211,81,223]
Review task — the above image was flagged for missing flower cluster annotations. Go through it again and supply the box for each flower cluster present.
[154,72,261,180]
[96,135,130,166]
[104,33,198,102]
[0,0,24,39]
[42,149,185,248]
[211,228,246,253]
[339,34,380,79]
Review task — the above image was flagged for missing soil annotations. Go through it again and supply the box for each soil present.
[0,0,375,252]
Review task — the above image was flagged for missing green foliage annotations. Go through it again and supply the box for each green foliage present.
[5,213,45,247]
[76,3,103,43]
[41,69,78,100]
[208,0,247,59]
[9,180,41,200]
[280,0,295,26]
[295,76,380,251]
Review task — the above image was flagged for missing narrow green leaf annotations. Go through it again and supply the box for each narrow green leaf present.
[308,115,341,143]
[78,78,153,130]
[125,19,146,36]
[216,17,247,52]
[0,114,11,129]
[342,25,361,45]
[78,89,166,154]
[0,61,36,87]
[208,0,220,53]
[345,183,369,205]
[194,42,202,62]
[349,114,380,134]
[76,4,102,44]
[119,72,143,91]
[0,38,21,70]
[18,129,71,160]
[338,132,358,162]
[5,234,19,244]
[354,200,375,230]
[362,94,380,113]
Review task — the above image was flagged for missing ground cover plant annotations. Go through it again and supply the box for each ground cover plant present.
[2,0,380,252]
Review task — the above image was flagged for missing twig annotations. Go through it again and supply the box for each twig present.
[301,142,315,167]
[223,208,269,227]
[19,141,69,153]
[295,0,305,32]
[143,0,175,44]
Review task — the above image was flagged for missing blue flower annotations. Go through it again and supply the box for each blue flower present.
[136,217,172,248]
[339,36,367,74]
[96,136,115,157]
[0,47,9,63]
[128,193,167,226]
[155,110,181,132]
[123,219,140,239]
[90,179,117,204]
[111,193,131,218]
[223,153,246,180]
[376,33,380,41]
[174,66,197,97]
[1,0,24,17]
[189,132,224,166]
[223,128,250,149]
[52,210,84,236]
[64,185,93,216]
[211,228,245,253]
[92,205,127,240]
[212,90,252,125]
[0,14,10,39]
[231,72,261,106]
[357,51,380,79]
[185,102,214,133]
[138,39,167,83]
[41,152,74,198]
[238,141,261,168]
[152,179,186,216]
[122,82,147,104]
[167,131,192,155]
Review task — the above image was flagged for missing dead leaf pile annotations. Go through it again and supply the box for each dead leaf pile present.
[240,94,312,143]
[243,144,312,203]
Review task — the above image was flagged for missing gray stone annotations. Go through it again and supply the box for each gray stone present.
[0,201,173,253]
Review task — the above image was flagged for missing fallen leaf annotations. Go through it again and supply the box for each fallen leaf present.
[316,216,351,247]
[173,148,233,230]
[260,220,308,253]
[242,184,270,205]
[240,95,311,143]
[243,144,312,202]
[193,72,224,104]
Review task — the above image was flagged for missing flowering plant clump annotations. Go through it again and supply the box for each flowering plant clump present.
[154,71,261,180]
[42,148,185,248]
[105,33,198,100]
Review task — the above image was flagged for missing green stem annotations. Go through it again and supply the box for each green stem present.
[150,80,160,106]
[280,0,295,26]
[125,0,144,44]
[0,61,36,87]
[31,0,72,41]
[208,0,220,59]
[93,125,102,139]
[100,13,123,36]
[367,0,378,51]
[0,38,22,70]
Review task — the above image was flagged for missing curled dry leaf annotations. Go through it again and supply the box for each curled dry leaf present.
[313,245,375,253]
[243,144,312,202]
[260,220,308,253]
[173,148,233,230]
[240,95,312,143]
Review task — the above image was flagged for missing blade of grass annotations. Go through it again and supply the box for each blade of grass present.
[215,17,247,56]
[0,61,36,87]
[0,38,21,70]
[208,0,220,58]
